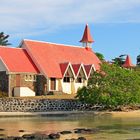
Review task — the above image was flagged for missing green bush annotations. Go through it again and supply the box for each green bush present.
[76,63,140,108]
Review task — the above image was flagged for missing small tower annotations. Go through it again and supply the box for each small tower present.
[80,24,94,49]
[122,55,135,69]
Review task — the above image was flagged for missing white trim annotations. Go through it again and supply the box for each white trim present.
[48,78,58,91]
[22,39,83,49]
[0,45,24,50]
[76,64,88,80]
[87,64,96,78]
[62,62,76,79]
[0,57,9,73]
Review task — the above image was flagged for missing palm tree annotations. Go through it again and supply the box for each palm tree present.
[0,32,11,46]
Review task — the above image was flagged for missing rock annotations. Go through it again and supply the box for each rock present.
[74,128,99,134]
[19,130,25,132]
[65,138,77,140]
[48,133,60,139]
[22,134,35,139]
[34,133,49,139]
[7,136,23,140]
[78,137,86,140]
[0,138,5,140]
[60,131,72,135]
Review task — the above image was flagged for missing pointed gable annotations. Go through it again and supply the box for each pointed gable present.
[60,62,75,78]
[122,55,135,68]
[60,62,69,76]
[72,64,81,75]
[77,64,87,79]
[84,64,95,78]
[80,24,94,43]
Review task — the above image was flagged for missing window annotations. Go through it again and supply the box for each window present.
[24,75,36,82]
[76,77,82,83]
[63,77,70,83]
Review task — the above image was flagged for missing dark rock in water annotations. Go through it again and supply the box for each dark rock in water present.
[0,129,4,131]
[60,131,72,135]
[65,138,77,140]
[74,128,99,134]
[19,130,25,132]
[78,137,86,140]
[48,133,60,139]
[22,134,35,139]
[0,138,5,140]
[126,139,140,140]
[7,136,23,140]
[34,133,49,139]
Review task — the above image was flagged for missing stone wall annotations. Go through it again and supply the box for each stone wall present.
[36,75,47,96]
[0,71,8,95]
[0,98,96,112]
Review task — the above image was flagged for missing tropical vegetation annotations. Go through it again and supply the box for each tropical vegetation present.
[76,62,140,109]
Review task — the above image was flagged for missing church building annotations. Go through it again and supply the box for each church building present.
[0,24,101,97]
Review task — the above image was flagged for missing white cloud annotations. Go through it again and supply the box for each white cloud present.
[0,0,140,38]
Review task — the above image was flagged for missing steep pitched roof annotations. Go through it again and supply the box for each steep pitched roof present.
[60,62,69,76]
[72,64,81,75]
[80,24,94,43]
[22,40,101,78]
[84,64,95,77]
[122,55,135,68]
[0,46,39,73]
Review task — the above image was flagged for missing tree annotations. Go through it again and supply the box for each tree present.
[112,54,126,66]
[95,52,105,61]
[76,62,140,108]
[0,32,11,46]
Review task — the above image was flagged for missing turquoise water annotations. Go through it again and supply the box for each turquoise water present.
[0,113,140,139]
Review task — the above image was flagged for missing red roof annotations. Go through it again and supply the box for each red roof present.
[84,65,92,77]
[122,55,135,68]
[23,40,101,78]
[60,62,69,76]
[80,24,94,43]
[72,64,81,75]
[0,46,39,73]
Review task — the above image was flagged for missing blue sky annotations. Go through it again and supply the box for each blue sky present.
[1,0,140,64]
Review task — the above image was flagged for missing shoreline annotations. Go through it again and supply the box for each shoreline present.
[0,110,140,117]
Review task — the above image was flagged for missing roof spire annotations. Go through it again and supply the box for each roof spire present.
[80,24,94,49]
[122,55,135,68]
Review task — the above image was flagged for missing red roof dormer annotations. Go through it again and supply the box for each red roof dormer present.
[122,55,135,68]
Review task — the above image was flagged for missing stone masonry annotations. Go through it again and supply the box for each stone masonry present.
[0,98,96,112]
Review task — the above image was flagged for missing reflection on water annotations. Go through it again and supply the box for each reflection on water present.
[0,114,140,139]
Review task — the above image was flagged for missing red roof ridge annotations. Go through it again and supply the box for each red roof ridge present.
[23,39,85,49]
[0,45,24,50]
